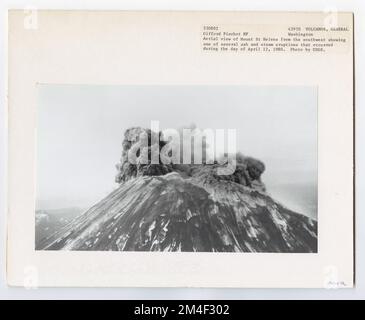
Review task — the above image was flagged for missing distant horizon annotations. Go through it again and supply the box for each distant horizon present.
[36,180,317,210]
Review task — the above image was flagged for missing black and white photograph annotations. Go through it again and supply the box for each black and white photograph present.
[35,85,318,253]
[3,7,358,296]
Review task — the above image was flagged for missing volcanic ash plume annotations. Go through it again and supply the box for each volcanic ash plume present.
[38,126,317,253]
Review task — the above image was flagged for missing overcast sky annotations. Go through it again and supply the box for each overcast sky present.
[36,85,317,210]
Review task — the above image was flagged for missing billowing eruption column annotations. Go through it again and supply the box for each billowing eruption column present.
[38,127,317,253]
[115,126,266,192]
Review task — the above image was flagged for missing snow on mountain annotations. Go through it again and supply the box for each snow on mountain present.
[37,127,317,252]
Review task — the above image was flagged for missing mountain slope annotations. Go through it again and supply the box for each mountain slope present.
[38,127,317,253]
[38,172,317,252]
[35,207,84,248]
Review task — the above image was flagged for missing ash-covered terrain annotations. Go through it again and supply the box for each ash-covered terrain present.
[37,127,317,252]
[35,207,84,248]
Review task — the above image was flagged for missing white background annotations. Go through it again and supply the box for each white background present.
[0,0,363,299]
